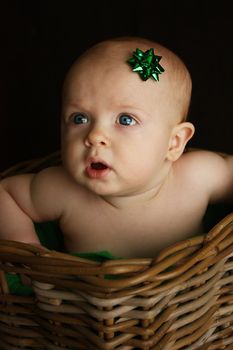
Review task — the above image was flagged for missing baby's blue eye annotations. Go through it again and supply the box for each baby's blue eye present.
[118,115,136,126]
[73,114,88,124]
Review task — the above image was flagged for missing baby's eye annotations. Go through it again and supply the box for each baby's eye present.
[117,114,137,126]
[73,113,89,124]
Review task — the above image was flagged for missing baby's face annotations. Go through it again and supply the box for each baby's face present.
[61,47,179,198]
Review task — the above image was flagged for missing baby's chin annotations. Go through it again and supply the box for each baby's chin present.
[76,179,127,199]
[83,182,120,197]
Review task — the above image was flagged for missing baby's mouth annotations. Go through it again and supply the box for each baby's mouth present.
[85,159,111,179]
[91,162,108,170]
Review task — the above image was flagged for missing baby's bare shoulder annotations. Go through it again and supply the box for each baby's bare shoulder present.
[179,149,233,202]
[181,149,231,175]
[26,166,88,221]
[31,165,86,200]
[32,165,70,187]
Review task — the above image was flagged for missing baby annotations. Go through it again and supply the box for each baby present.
[0,36,233,258]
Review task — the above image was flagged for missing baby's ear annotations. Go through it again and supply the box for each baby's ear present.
[166,122,195,162]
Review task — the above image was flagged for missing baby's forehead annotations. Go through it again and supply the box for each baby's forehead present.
[63,38,192,122]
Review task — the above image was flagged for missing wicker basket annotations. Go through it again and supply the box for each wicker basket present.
[0,153,233,350]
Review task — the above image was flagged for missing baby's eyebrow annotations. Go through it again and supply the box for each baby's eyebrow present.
[119,105,152,117]
[65,101,82,109]
[63,101,90,115]
[118,104,145,113]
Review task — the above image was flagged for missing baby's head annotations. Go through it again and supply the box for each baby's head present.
[61,37,194,198]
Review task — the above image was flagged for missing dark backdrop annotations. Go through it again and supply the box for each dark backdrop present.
[1,0,233,171]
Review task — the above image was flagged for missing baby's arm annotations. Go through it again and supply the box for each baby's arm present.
[0,167,64,245]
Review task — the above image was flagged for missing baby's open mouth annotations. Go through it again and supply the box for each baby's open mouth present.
[86,160,110,178]
[91,162,108,170]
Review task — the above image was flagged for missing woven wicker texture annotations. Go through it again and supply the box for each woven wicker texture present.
[0,153,233,350]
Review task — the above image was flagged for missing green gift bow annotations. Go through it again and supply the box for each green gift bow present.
[127,48,165,82]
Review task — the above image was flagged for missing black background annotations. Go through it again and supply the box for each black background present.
[1,0,233,171]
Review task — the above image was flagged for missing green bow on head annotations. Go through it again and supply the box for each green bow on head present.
[127,48,165,82]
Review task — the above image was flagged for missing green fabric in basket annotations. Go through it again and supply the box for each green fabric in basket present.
[73,250,119,262]
[5,273,34,296]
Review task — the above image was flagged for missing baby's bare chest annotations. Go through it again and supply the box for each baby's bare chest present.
[61,195,208,258]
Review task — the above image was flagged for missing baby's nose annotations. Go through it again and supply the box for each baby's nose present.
[84,128,110,148]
